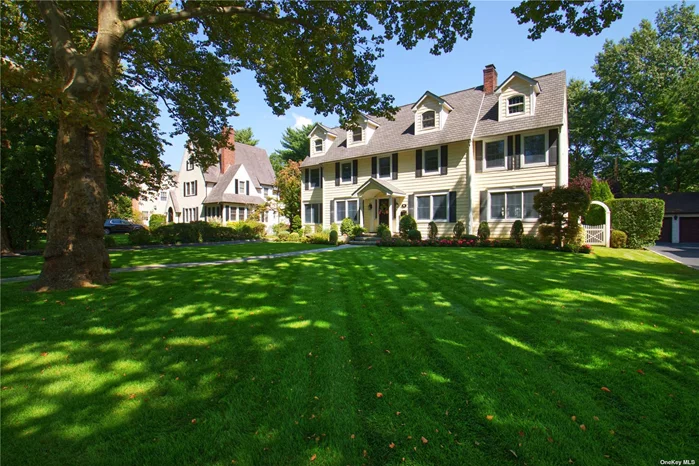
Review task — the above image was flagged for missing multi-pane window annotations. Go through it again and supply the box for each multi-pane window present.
[416,194,448,221]
[523,134,546,164]
[485,140,505,169]
[310,168,321,188]
[160,191,167,201]
[305,203,320,224]
[490,191,539,221]
[314,139,323,153]
[186,160,194,171]
[508,95,525,114]
[336,201,346,222]
[341,162,352,183]
[347,200,358,222]
[183,181,197,197]
[423,149,439,173]
[422,110,435,129]
[239,207,246,220]
[378,156,391,178]
[239,180,245,194]
[352,128,362,143]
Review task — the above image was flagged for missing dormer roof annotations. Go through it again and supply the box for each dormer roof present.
[494,72,542,95]
[308,123,337,139]
[411,91,454,112]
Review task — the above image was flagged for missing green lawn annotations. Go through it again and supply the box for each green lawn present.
[1,247,697,465]
[1,242,327,278]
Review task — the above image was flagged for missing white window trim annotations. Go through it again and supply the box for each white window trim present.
[507,94,525,116]
[186,160,194,171]
[521,130,549,167]
[377,155,392,179]
[334,198,359,222]
[340,161,353,184]
[422,146,442,176]
[483,137,507,172]
[348,127,364,146]
[421,110,436,130]
[314,138,324,153]
[487,186,543,222]
[304,202,321,224]
[416,191,449,223]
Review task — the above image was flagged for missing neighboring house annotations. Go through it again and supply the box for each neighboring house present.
[626,193,699,243]
[134,170,179,224]
[164,129,279,229]
[300,64,568,237]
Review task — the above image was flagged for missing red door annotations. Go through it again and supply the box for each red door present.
[659,217,672,242]
[680,217,699,242]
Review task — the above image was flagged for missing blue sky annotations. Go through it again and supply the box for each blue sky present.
[158,1,677,169]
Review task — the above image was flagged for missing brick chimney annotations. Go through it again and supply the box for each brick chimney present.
[483,64,498,95]
[219,127,235,173]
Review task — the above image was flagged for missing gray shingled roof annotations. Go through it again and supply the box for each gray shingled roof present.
[352,178,406,197]
[202,142,275,188]
[204,193,264,205]
[202,164,241,203]
[168,188,180,212]
[301,70,566,168]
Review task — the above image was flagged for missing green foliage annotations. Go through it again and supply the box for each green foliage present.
[128,228,153,246]
[329,230,338,245]
[277,231,290,242]
[107,195,134,221]
[272,223,289,236]
[233,127,258,146]
[453,221,466,239]
[477,222,490,241]
[351,225,366,237]
[149,214,166,230]
[288,232,301,243]
[330,223,338,232]
[510,220,525,243]
[585,179,613,225]
[407,229,422,241]
[376,223,391,238]
[269,125,314,173]
[537,225,557,245]
[427,221,438,240]
[340,218,356,236]
[534,188,590,247]
[303,225,312,236]
[399,215,417,238]
[512,0,624,40]
[564,225,586,250]
[278,163,302,227]
[610,198,665,248]
[153,220,265,245]
[611,230,628,249]
[291,215,302,233]
[104,236,117,248]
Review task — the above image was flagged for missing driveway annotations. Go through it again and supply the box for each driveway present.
[649,243,699,270]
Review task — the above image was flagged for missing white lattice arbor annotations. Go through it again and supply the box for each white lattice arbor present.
[582,200,611,247]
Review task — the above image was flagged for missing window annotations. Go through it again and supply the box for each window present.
[489,190,540,221]
[347,200,358,222]
[352,128,362,143]
[424,149,439,174]
[341,162,352,183]
[336,201,346,222]
[310,168,321,188]
[186,160,194,171]
[183,181,197,197]
[264,187,269,197]
[314,139,323,153]
[160,191,167,201]
[485,140,505,169]
[422,110,435,129]
[508,95,525,115]
[239,207,246,220]
[239,180,245,194]
[305,203,320,224]
[378,156,391,178]
[523,134,546,164]
[417,194,448,221]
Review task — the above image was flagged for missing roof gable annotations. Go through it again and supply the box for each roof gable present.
[495,72,541,95]
[411,91,454,112]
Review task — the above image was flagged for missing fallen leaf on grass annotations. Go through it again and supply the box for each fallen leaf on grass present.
[571,415,576,422]
[421,437,428,444]
[580,424,586,431]
[376,393,383,398]
[350,434,355,439]
[191,419,197,424]
[41,352,48,357]
[310,454,316,461]
[510,450,518,458]
[396,411,401,416]
[486,415,494,421]
[389,442,395,449]
[547,437,554,443]
[340,336,346,340]
[601,387,611,392]
[637,369,645,375]
[518,431,525,437]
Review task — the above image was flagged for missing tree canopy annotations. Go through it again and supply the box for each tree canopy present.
[270,124,314,173]
[234,127,258,146]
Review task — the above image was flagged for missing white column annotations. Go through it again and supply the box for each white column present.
[604,208,611,248]
[389,195,394,233]
[358,197,363,228]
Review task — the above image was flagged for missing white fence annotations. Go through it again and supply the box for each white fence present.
[582,224,606,245]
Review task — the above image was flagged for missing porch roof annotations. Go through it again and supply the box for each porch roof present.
[352,177,406,197]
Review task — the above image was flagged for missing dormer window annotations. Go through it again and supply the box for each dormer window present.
[508,95,525,115]
[422,111,436,129]
[352,128,362,143]
[314,139,323,153]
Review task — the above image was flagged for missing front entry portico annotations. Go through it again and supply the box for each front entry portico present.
[352,178,406,234]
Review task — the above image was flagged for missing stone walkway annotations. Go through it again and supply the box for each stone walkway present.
[1,244,365,284]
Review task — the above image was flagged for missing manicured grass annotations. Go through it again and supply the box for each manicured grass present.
[1,247,697,465]
[0,242,328,278]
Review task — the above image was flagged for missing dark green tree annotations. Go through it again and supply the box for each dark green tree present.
[270,124,314,173]
[234,127,258,146]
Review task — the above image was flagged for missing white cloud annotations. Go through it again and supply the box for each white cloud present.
[292,113,312,129]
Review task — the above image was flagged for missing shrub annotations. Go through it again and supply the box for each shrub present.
[288,232,301,242]
[537,224,557,245]
[477,221,490,241]
[609,198,665,248]
[427,221,438,240]
[129,228,153,245]
[407,229,422,241]
[314,224,323,234]
[307,232,332,244]
[351,225,366,237]
[380,229,392,241]
[278,231,290,242]
[272,223,289,236]
[453,221,466,239]
[377,223,391,238]
[510,220,524,243]
[149,214,166,230]
[291,215,302,233]
[329,230,338,245]
[521,235,547,250]
[155,223,201,244]
[104,236,117,248]
[579,244,593,254]
[330,222,339,232]
[564,224,585,247]
[610,230,628,248]
[534,187,590,247]
[303,225,312,236]
[585,178,614,225]
[340,217,355,236]
[399,215,417,238]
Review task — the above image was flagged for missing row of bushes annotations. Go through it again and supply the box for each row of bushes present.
[377,235,592,254]
[126,221,267,246]
[274,229,339,245]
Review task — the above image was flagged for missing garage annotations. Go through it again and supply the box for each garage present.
[680,217,699,243]
[659,217,672,242]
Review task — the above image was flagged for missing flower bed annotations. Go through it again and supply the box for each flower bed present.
[377,236,592,254]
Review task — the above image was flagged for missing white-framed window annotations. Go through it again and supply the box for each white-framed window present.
[422,111,435,129]
[310,168,321,188]
[423,148,440,174]
[305,203,321,224]
[341,162,352,183]
[160,191,167,201]
[416,193,448,222]
[264,187,269,197]
[485,139,505,170]
[508,95,525,115]
[488,189,540,221]
[378,156,391,178]
[314,139,323,153]
[186,160,194,171]
[351,128,362,143]
[335,199,358,222]
[523,133,546,165]
[183,181,197,197]
[239,206,246,220]
[238,180,245,194]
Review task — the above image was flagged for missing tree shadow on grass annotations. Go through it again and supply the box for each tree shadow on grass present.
[1,247,697,465]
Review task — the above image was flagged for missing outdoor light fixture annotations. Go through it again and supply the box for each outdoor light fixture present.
[368,204,373,210]
[674,215,678,220]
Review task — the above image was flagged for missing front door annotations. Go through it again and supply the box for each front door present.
[378,199,389,227]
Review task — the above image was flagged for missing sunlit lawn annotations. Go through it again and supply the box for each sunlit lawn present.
[0,242,327,278]
[1,247,697,465]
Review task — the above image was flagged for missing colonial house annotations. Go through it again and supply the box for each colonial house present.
[164,129,279,229]
[134,170,178,224]
[300,64,569,237]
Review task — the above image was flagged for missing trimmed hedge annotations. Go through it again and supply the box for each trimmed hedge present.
[609,198,664,248]
[152,221,266,245]
[610,230,628,249]
[377,235,592,254]
[149,214,166,230]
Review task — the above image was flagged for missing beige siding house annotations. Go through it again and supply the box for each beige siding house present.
[300,64,569,237]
